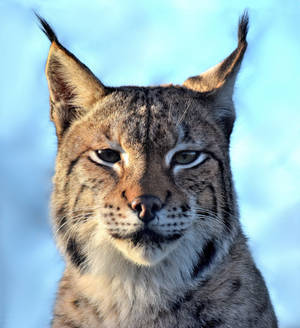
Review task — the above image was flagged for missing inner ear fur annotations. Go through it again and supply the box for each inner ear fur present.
[183,12,249,138]
[37,15,107,139]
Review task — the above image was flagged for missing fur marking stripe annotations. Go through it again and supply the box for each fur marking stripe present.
[72,184,87,212]
[207,184,217,214]
[67,151,87,176]
[56,205,68,234]
[197,184,217,220]
[205,151,233,230]
[66,237,86,269]
[192,240,216,279]
[67,157,80,176]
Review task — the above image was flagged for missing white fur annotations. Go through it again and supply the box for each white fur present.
[78,226,205,327]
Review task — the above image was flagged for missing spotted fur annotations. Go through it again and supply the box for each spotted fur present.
[38,12,278,328]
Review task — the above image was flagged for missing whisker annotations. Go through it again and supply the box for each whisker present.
[55,211,96,234]
[195,205,238,226]
[176,99,192,127]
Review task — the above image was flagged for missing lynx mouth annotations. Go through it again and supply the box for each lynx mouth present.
[110,227,182,246]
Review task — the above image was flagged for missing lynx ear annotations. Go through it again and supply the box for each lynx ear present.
[37,15,107,139]
[183,12,249,138]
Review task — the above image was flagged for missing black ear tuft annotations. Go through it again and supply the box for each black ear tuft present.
[238,11,249,46]
[35,12,58,43]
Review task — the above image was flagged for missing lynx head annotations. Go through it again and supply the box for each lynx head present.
[38,14,248,270]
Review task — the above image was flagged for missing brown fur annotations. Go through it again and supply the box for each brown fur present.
[37,12,278,327]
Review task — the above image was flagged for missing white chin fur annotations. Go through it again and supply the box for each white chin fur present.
[112,238,178,266]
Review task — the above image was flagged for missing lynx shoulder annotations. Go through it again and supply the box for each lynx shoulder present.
[37,13,278,328]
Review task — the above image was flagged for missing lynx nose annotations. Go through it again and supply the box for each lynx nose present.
[131,195,162,223]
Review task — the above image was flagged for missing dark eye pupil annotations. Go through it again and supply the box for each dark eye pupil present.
[97,149,120,163]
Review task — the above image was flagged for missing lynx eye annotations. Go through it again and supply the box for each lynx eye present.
[173,151,199,165]
[96,149,121,163]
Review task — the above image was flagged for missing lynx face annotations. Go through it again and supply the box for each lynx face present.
[39,15,247,269]
[53,86,233,267]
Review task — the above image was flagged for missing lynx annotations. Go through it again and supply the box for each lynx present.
[37,13,278,328]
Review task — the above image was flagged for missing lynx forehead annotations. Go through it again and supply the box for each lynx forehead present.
[37,12,277,328]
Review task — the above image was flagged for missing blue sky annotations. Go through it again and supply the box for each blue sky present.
[1,1,300,327]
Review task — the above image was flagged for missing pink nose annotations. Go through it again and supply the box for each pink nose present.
[131,195,162,223]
